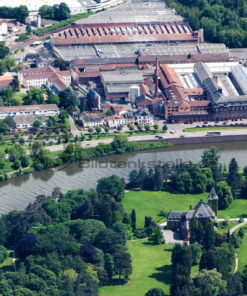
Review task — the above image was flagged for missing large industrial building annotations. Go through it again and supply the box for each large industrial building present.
[50,0,247,122]
[52,0,203,49]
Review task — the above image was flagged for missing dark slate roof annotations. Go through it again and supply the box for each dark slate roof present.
[194,201,216,221]
[168,211,186,221]
[208,187,218,200]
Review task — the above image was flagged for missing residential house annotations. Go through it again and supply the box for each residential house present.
[80,112,104,128]
[0,76,13,90]
[106,115,127,128]
[167,188,218,239]
[135,109,154,126]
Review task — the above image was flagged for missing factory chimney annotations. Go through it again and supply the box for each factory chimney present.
[155,58,159,98]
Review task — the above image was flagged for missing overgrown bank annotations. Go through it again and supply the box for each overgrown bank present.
[0,134,172,182]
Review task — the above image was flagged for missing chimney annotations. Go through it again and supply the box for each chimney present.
[214,75,218,84]
[155,58,159,98]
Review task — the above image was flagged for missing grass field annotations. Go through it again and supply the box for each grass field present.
[185,126,247,132]
[123,191,208,228]
[100,239,173,296]
[237,226,247,272]
[218,199,247,219]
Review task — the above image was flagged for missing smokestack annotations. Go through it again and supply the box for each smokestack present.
[155,58,159,98]
[214,75,218,84]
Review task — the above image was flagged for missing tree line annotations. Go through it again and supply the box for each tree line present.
[166,0,247,48]
[128,146,247,210]
[0,175,134,295]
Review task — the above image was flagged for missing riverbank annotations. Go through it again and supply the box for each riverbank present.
[2,139,172,183]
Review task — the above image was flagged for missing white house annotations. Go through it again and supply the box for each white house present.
[106,115,127,128]
[135,109,154,126]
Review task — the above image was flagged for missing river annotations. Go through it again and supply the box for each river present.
[0,141,247,215]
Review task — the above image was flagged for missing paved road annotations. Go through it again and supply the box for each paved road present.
[68,116,81,137]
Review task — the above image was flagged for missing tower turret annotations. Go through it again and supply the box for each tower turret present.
[208,187,218,215]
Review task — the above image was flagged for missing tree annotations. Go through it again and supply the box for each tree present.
[26,24,31,35]
[79,243,97,264]
[114,250,132,281]
[145,288,166,296]
[104,126,110,134]
[53,2,71,20]
[150,226,163,245]
[16,5,29,23]
[202,218,216,249]
[153,124,159,133]
[39,4,54,19]
[0,246,8,264]
[0,121,8,133]
[59,88,76,112]
[137,124,143,132]
[227,274,243,296]
[95,126,102,136]
[215,181,233,210]
[32,120,42,130]
[111,134,128,152]
[190,243,202,265]
[227,158,241,193]
[144,124,151,131]
[97,175,125,202]
[53,58,69,70]
[23,88,44,105]
[128,124,134,134]
[88,127,93,135]
[194,269,227,296]
[201,147,221,180]
[131,209,136,232]
[15,233,37,259]
[3,115,16,130]
[162,124,168,131]
[104,253,114,279]
[154,165,163,190]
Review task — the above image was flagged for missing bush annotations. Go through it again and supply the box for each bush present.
[134,228,148,239]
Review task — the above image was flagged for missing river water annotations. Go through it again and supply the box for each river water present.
[0,141,247,214]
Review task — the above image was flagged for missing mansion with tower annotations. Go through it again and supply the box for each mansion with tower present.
[167,188,218,239]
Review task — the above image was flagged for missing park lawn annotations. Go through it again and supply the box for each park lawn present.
[100,239,173,296]
[185,126,247,132]
[218,199,247,219]
[0,250,14,272]
[217,221,237,233]
[123,191,208,228]
[236,226,247,272]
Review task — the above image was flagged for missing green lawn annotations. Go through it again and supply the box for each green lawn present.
[100,239,173,296]
[0,250,14,272]
[123,191,208,228]
[185,126,247,132]
[237,226,247,272]
[217,221,237,233]
[218,199,247,219]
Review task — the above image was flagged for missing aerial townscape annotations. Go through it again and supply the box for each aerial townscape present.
[1,0,247,295]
